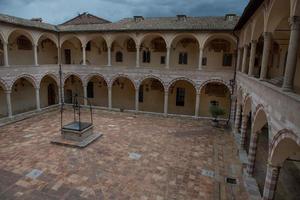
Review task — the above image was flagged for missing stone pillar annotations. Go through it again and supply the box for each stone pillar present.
[240,114,248,149]
[136,44,140,68]
[166,46,170,69]
[164,91,168,116]
[247,131,259,175]
[82,45,86,65]
[260,32,272,79]
[248,40,257,76]
[241,45,249,73]
[237,48,242,71]
[135,88,139,112]
[61,86,65,104]
[57,46,61,65]
[107,46,112,67]
[198,48,203,70]
[3,42,9,67]
[195,92,200,117]
[5,90,12,118]
[35,88,41,111]
[234,104,242,134]
[33,44,38,66]
[282,16,300,91]
[262,165,281,200]
[83,85,87,106]
[108,86,112,109]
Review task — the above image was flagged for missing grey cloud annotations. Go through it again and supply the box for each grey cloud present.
[0,0,248,24]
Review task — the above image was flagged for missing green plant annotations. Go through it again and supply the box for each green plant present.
[209,105,226,121]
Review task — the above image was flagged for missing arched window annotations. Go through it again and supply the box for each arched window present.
[116,51,123,62]
[142,50,151,63]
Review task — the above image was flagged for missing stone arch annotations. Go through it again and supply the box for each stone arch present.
[243,22,253,45]
[82,34,108,47]
[167,77,196,92]
[168,78,197,116]
[269,129,300,166]
[199,79,232,94]
[199,79,231,118]
[138,75,166,91]
[139,33,168,47]
[252,104,270,133]
[266,0,290,33]
[10,74,38,90]
[243,95,252,115]
[39,73,59,88]
[60,34,83,47]
[84,73,109,87]
[251,11,265,41]
[169,33,200,48]
[201,33,237,49]
[111,33,137,47]
[109,74,137,90]
[37,32,58,47]
[63,73,83,85]
[139,76,165,113]
[0,30,5,43]
[8,28,34,44]
[110,74,136,110]
[237,86,244,104]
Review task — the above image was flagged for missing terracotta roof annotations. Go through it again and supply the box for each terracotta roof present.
[60,12,111,25]
[58,16,240,32]
[0,13,239,32]
[0,13,57,31]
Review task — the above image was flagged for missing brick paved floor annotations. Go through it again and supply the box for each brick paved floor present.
[0,109,248,200]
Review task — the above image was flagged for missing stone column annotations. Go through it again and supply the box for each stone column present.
[57,46,61,65]
[234,104,242,134]
[83,85,87,106]
[164,91,168,116]
[248,40,257,76]
[35,88,41,111]
[282,16,300,91]
[247,131,259,175]
[262,164,281,200]
[108,86,112,109]
[240,114,248,149]
[260,32,272,79]
[107,46,112,67]
[237,48,242,71]
[198,48,203,70]
[82,45,86,65]
[195,92,200,117]
[5,90,12,118]
[241,45,249,73]
[135,88,139,112]
[33,44,38,66]
[3,42,9,67]
[166,46,170,69]
[136,44,140,68]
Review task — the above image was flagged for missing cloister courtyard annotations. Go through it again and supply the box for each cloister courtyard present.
[0,109,247,200]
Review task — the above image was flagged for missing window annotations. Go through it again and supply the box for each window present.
[176,87,185,106]
[86,41,91,51]
[116,51,123,62]
[202,57,207,66]
[179,52,188,64]
[139,85,144,103]
[160,56,166,64]
[223,53,233,66]
[87,82,94,98]
[210,100,219,106]
[143,50,151,63]
[17,35,32,50]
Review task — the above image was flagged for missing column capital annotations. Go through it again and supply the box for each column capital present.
[251,40,258,44]
[82,44,86,49]
[263,32,272,39]
[289,16,300,30]
[4,90,11,94]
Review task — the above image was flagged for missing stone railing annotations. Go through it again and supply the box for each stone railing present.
[237,72,300,136]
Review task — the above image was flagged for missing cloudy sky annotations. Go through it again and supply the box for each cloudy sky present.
[0,0,248,24]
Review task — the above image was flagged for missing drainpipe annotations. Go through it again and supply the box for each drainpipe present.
[227,30,239,126]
